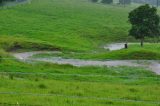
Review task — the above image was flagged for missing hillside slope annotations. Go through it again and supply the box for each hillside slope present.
[0,0,132,51]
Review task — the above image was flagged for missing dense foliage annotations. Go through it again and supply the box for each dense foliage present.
[128,4,160,46]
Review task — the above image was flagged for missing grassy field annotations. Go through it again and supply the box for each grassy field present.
[0,0,133,51]
[0,58,159,106]
[0,0,160,105]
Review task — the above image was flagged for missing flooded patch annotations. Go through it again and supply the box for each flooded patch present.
[12,51,160,75]
[104,43,126,51]
[149,61,160,75]
[36,58,140,67]
[104,43,142,51]
[12,51,61,60]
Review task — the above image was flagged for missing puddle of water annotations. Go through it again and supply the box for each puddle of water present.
[104,43,142,51]
[36,58,141,67]
[104,43,126,51]
[12,51,160,75]
[12,51,61,60]
[149,62,160,75]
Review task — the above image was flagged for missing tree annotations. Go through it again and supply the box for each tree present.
[101,0,113,4]
[128,4,160,47]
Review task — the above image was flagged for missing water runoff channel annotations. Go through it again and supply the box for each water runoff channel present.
[11,43,160,75]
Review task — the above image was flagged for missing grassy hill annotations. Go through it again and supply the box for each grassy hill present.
[0,0,160,105]
[0,0,133,51]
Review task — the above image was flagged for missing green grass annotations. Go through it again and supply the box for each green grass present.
[0,36,60,52]
[0,58,159,106]
[33,43,160,60]
[0,0,133,51]
[0,77,159,106]
[0,0,160,105]
[88,43,160,60]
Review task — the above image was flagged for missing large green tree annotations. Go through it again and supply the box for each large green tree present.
[128,4,160,47]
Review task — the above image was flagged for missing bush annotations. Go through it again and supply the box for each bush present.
[101,0,113,4]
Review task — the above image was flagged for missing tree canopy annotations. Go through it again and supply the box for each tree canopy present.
[128,4,160,46]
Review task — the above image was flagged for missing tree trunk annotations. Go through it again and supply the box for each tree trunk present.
[141,38,144,47]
